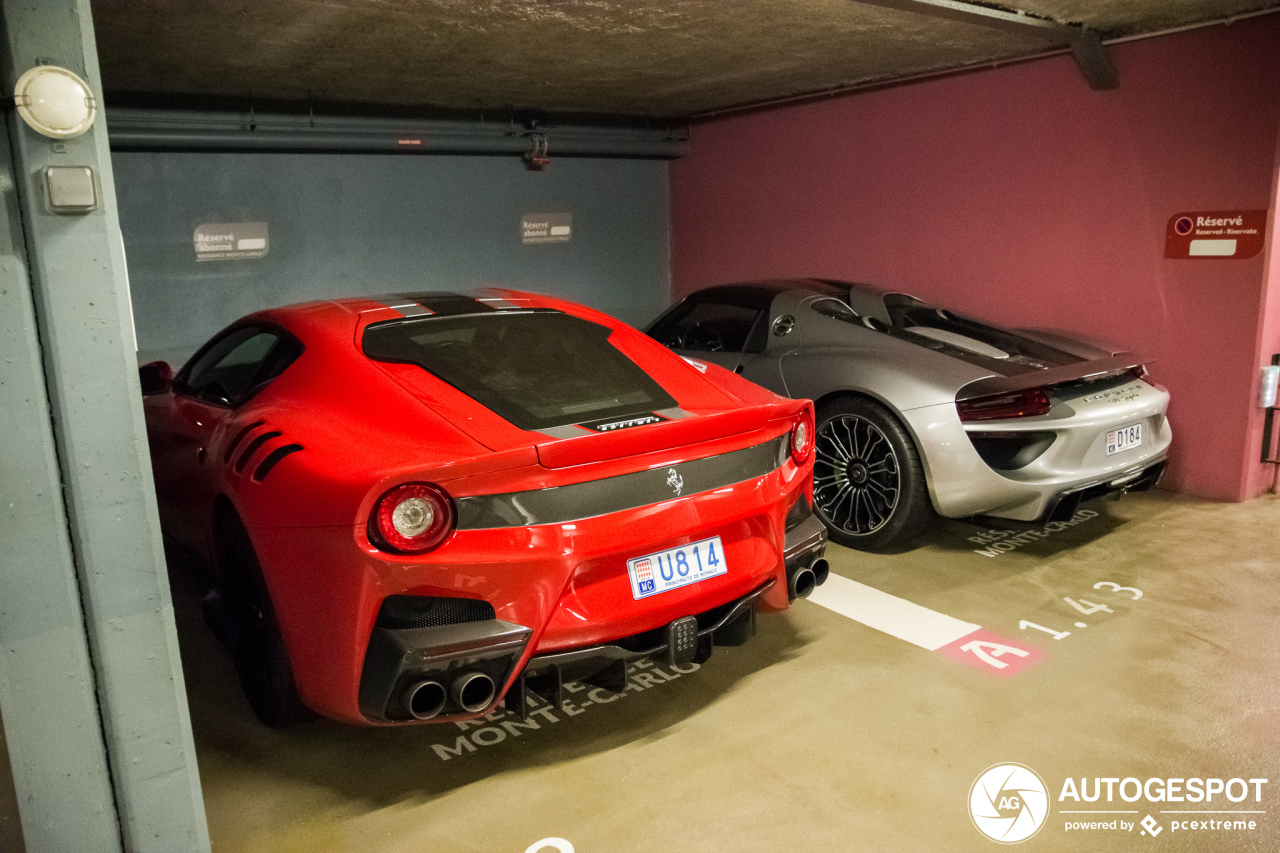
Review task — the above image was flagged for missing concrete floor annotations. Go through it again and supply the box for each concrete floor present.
[4,489,1279,851]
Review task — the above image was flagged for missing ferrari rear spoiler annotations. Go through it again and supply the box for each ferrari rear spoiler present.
[955,353,1144,402]
[533,402,794,469]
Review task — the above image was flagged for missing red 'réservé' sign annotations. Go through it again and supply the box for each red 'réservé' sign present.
[1164,210,1267,260]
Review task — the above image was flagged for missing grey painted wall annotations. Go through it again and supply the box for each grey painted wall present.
[112,151,671,366]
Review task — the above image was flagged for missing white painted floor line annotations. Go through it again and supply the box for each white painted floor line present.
[806,573,980,651]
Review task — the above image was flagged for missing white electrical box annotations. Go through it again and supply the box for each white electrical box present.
[1260,365,1280,408]
[43,165,97,214]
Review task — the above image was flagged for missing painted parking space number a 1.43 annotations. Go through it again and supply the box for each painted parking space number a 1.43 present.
[938,629,1043,676]
[1020,581,1143,641]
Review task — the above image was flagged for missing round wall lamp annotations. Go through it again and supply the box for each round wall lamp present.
[13,65,97,139]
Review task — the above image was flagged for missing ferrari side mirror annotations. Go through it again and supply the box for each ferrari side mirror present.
[138,361,173,395]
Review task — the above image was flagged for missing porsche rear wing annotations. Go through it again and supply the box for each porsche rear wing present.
[955,353,1145,402]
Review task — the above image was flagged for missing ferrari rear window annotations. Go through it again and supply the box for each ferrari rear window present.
[363,310,677,431]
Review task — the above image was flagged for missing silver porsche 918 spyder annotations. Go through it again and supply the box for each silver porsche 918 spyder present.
[647,279,1171,550]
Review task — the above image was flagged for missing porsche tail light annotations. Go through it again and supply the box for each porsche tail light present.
[1130,365,1156,386]
[370,483,455,554]
[790,410,814,464]
[956,388,1051,422]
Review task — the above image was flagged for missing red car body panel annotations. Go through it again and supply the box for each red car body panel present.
[143,289,821,725]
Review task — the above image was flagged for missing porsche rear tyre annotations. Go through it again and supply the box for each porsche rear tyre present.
[216,515,313,727]
[813,397,933,551]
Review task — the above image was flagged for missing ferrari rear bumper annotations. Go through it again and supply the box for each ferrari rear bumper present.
[357,581,773,723]
[358,617,533,723]
[356,508,828,724]
[508,579,771,718]
[782,510,829,600]
[255,423,816,724]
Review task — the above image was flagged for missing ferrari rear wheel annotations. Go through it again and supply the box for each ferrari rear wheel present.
[813,397,933,551]
[216,514,313,727]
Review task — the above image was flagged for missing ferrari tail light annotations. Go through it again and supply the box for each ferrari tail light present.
[370,483,455,554]
[790,409,814,464]
[956,388,1051,422]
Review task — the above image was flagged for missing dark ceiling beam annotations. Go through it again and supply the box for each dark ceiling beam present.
[105,108,688,159]
[850,0,1118,90]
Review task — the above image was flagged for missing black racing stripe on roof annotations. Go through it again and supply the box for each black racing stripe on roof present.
[398,293,497,316]
[363,306,559,333]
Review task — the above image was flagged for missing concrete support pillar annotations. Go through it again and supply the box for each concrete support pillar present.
[0,1,210,851]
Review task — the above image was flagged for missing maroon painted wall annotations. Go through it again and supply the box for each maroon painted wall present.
[670,15,1280,502]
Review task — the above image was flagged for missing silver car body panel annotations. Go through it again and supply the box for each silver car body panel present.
[651,279,1172,523]
[1012,327,1116,361]
[898,384,1170,520]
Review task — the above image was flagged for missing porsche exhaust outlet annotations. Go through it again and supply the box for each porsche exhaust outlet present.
[811,558,830,588]
[451,671,496,714]
[401,679,447,720]
[788,565,817,600]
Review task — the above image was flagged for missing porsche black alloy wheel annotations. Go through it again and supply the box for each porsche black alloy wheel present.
[216,514,313,727]
[813,397,933,551]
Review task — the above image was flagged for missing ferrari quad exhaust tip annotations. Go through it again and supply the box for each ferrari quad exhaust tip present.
[811,558,830,587]
[401,679,447,720]
[788,565,817,600]
[403,671,506,720]
[788,557,830,601]
[451,671,496,714]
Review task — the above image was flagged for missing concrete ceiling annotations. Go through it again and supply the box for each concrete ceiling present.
[91,0,1279,119]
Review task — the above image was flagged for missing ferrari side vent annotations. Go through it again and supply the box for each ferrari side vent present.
[234,430,282,474]
[375,595,496,630]
[251,444,303,482]
[223,420,266,464]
